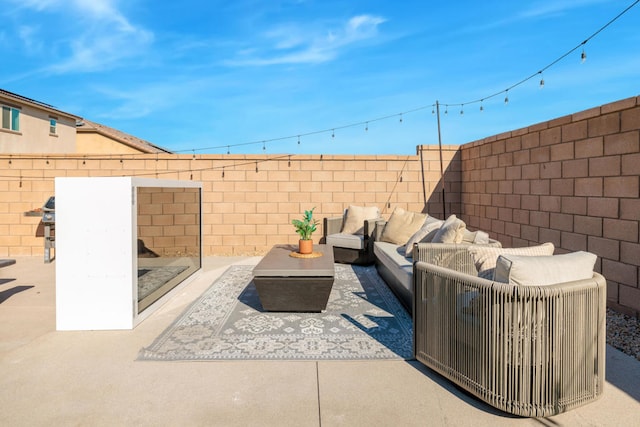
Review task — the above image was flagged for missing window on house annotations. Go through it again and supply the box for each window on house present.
[50,118,57,135]
[2,106,20,131]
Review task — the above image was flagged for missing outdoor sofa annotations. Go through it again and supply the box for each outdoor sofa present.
[413,246,606,416]
[371,209,501,312]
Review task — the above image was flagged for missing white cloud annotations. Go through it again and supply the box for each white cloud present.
[226,14,387,66]
[7,0,154,74]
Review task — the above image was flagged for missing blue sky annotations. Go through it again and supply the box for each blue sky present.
[1,0,639,155]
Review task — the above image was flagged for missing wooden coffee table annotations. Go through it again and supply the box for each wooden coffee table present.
[252,244,335,312]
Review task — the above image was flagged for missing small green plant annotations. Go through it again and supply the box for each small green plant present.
[292,207,319,240]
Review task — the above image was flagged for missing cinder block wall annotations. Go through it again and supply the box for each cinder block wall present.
[459,95,640,317]
[0,145,459,257]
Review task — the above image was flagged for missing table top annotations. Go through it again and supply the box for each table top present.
[253,244,335,277]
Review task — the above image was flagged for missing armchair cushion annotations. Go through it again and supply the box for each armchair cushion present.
[326,233,365,250]
[341,205,380,235]
[468,242,555,280]
[431,214,466,244]
[494,251,597,286]
[380,207,427,245]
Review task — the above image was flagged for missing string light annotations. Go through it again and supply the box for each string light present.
[262,141,266,151]
[331,129,335,139]
[365,122,369,131]
[7,2,629,160]
[460,104,464,115]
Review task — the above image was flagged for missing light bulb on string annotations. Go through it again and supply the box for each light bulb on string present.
[262,141,266,151]
[227,146,230,154]
[504,90,509,105]
[480,100,484,112]
[581,48,587,63]
[444,105,448,114]
[460,104,464,115]
[539,72,545,89]
[365,122,369,132]
[399,113,403,123]
[331,129,335,139]
[297,135,300,145]
[431,106,435,115]
[192,150,196,160]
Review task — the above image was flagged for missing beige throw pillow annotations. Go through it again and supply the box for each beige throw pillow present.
[431,214,466,244]
[380,208,428,245]
[341,205,380,235]
[404,217,445,258]
[468,242,555,280]
[494,251,597,286]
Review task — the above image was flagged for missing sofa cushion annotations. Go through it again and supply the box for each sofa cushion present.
[494,251,597,286]
[341,205,380,235]
[468,242,555,280]
[404,217,445,258]
[380,208,428,245]
[373,241,413,294]
[462,230,490,245]
[431,215,466,244]
[326,233,365,250]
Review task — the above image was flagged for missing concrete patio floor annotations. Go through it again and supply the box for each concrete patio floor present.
[1,257,639,427]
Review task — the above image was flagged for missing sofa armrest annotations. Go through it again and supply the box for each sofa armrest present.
[413,240,501,275]
[374,219,386,242]
[323,216,344,237]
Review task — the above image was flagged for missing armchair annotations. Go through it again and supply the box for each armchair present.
[322,206,381,265]
[413,256,606,417]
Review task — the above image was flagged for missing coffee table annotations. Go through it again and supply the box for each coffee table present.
[252,244,335,312]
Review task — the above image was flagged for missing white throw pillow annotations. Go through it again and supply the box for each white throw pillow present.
[468,242,555,280]
[494,251,597,286]
[431,214,466,244]
[341,205,380,235]
[404,216,445,258]
[380,207,428,245]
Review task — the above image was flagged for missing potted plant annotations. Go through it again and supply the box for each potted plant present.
[292,207,319,254]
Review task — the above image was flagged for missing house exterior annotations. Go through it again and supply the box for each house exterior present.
[0,89,80,154]
[76,119,171,154]
[0,88,172,154]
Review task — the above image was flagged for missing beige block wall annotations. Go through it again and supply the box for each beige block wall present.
[0,146,458,259]
[459,95,640,317]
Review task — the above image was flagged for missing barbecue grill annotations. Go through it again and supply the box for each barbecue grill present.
[42,196,55,263]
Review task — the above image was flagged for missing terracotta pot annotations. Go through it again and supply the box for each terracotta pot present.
[298,239,313,254]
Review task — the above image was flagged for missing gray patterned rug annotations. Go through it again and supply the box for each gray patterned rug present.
[138,265,189,301]
[138,264,413,361]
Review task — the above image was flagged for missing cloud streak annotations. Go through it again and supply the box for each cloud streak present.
[225,14,387,66]
[6,0,154,74]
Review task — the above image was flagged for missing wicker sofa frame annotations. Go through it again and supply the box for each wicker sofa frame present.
[413,260,606,417]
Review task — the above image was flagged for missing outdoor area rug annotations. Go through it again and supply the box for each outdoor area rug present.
[138,265,189,301]
[138,264,413,361]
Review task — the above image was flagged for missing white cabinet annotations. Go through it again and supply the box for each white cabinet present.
[55,177,202,330]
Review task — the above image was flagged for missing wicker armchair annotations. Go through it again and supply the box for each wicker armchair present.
[413,260,606,417]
